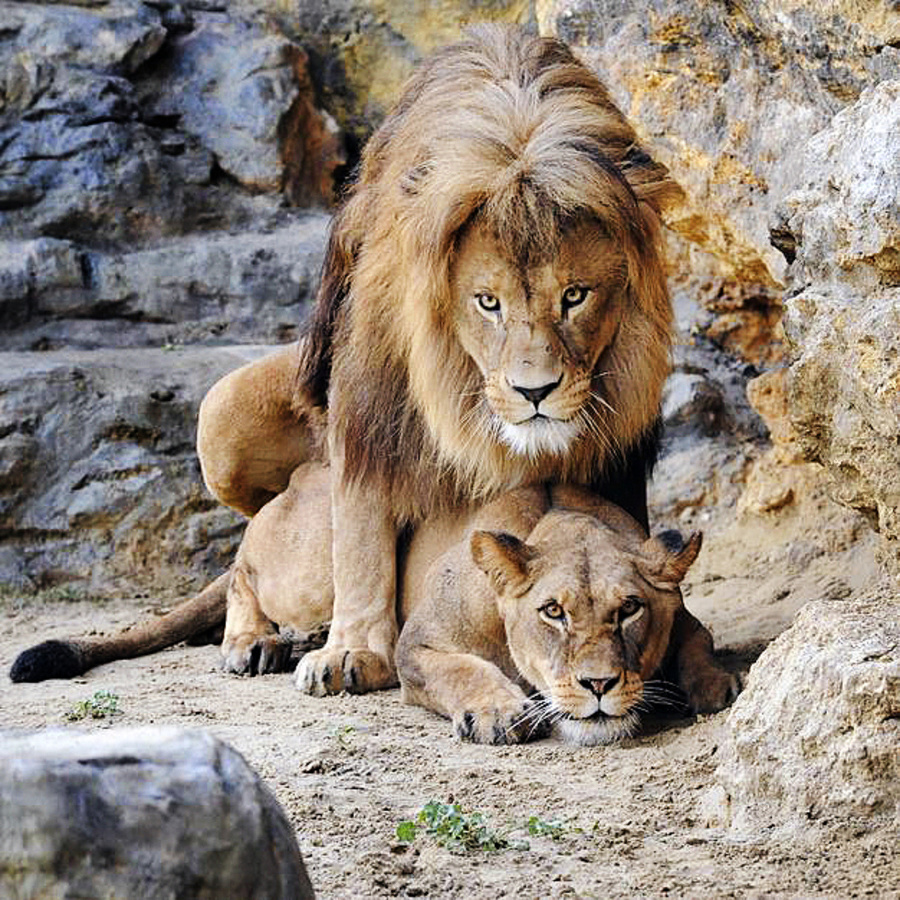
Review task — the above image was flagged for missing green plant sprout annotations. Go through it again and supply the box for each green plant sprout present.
[65,690,120,721]
[396,801,529,853]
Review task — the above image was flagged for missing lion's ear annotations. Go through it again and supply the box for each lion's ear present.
[640,530,703,586]
[470,530,535,597]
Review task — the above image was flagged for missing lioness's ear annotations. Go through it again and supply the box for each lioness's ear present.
[641,530,703,586]
[470,530,535,597]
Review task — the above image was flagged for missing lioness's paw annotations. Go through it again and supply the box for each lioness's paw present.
[684,665,742,715]
[295,647,398,696]
[452,696,550,745]
[222,635,294,676]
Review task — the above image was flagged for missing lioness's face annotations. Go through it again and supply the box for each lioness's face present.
[472,514,695,746]
[451,219,627,458]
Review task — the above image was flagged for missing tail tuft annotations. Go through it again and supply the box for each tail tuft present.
[9,640,86,683]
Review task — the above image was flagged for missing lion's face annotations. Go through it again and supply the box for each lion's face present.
[450,218,628,458]
[471,513,701,745]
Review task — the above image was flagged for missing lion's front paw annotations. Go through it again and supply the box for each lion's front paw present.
[452,695,549,745]
[222,634,294,676]
[295,647,398,696]
[683,664,742,715]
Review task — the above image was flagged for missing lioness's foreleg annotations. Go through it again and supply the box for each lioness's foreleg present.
[398,646,544,745]
[668,607,741,713]
[197,343,322,517]
[294,474,399,695]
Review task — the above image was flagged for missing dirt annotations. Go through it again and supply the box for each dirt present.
[1,475,895,899]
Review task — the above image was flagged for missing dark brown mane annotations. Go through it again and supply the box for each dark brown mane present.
[298,25,679,521]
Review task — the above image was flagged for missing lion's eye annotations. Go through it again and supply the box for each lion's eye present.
[540,600,565,621]
[475,292,501,313]
[561,285,589,311]
[620,596,643,620]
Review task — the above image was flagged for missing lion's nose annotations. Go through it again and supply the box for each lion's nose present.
[579,675,620,697]
[512,377,561,408]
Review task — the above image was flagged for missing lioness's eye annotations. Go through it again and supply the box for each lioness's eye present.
[475,292,501,313]
[620,596,643,619]
[540,600,565,621]
[561,285,589,310]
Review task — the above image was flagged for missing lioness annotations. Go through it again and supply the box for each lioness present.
[220,464,737,744]
[197,26,684,697]
[10,462,737,742]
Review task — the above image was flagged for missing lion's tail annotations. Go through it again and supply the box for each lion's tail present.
[8,572,229,683]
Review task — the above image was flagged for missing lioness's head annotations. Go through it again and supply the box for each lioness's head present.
[471,512,701,745]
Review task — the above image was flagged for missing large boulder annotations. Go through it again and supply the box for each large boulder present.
[0,214,330,350]
[0,727,314,899]
[264,0,532,154]
[780,81,900,577]
[710,594,900,833]
[0,2,339,246]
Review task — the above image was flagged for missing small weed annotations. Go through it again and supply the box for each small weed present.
[526,815,569,840]
[65,690,121,722]
[40,585,91,603]
[396,801,529,853]
[331,724,356,747]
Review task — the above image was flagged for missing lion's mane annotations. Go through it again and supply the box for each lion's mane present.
[299,25,681,522]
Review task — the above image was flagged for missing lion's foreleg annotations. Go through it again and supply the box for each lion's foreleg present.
[294,475,399,696]
[669,607,741,714]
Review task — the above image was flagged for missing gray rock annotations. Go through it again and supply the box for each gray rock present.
[0,726,314,899]
[139,22,302,191]
[781,81,900,576]
[711,595,900,833]
[0,213,330,350]
[0,346,284,596]
[0,2,338,249]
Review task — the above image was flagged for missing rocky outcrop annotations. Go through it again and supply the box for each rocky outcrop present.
[0,1,340,350]
[780,80,900,577]
[542,0,900,288]
[710,594,900,833]
[0,726,314,899]
[262,0,531,156]
[0,346,280,596]
[0,214,330,350]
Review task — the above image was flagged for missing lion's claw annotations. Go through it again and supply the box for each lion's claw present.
[295,647,398,696]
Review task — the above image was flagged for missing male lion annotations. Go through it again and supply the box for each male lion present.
[195,26,683,698]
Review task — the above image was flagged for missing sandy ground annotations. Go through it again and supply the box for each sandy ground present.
[1,481,896,899]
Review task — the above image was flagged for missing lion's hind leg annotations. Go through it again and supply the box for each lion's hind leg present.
[398,646,547,745]
[222,565,294,675]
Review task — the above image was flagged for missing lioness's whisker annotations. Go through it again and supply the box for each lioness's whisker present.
[505,695,559,739]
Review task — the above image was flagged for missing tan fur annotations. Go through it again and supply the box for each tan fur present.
[197,346,325,517]
[197,26,681,695]
[218,470,738,744]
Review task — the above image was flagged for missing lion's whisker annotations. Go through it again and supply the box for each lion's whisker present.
[589,388,619,418]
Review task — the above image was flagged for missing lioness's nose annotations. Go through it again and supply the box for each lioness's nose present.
[579,675,619,697]
[513,377,561,407]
